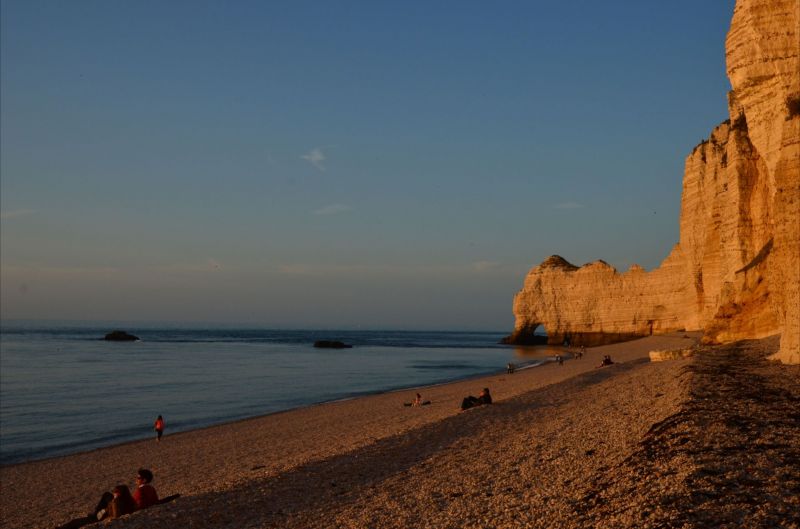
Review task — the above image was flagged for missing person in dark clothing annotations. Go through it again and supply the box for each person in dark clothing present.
[461,388,492,410]
[55,492,114,529]
[107,484,136,519]
[597,355,615,368]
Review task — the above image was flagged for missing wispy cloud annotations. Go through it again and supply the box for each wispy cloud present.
[313,203,352,216]
[1,259,226,277]
[553,201,584,210]
[301,147,326,171]
[276,261,517,277]
[1,209,35,219]
[471,260,501,272]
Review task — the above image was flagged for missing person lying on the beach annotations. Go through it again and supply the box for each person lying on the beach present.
[404,393,431,406]
[460,387,492,411]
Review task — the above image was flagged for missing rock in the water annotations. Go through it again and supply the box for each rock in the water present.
[313,340,352,349]
[104,330,140,341]
[509,0,799,364]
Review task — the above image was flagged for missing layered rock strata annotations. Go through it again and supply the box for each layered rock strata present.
[509,0,799,363]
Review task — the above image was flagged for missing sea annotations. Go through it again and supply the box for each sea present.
[0,322,559,465]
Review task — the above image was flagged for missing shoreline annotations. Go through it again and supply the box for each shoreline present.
[1,347,551,468]
[1,333,699,529]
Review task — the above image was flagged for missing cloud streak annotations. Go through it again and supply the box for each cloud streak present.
[276,261,517,277]
[313,203,352,216]
[301,147,326,171]
[1,209,35,219]
[553,201,584,210]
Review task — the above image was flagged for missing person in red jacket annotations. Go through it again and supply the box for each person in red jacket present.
[132,468,159,509]
[154,415,165,442]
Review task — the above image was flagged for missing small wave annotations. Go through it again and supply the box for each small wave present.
[410,363,477,370]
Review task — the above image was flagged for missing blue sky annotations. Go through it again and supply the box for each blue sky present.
[1,0,735,330]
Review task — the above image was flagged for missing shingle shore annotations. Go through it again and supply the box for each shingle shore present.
[4,333,796,528]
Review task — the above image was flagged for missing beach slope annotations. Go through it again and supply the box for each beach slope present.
[2,334,797,528]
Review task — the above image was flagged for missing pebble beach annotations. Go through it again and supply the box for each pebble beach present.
[2,332,798,529]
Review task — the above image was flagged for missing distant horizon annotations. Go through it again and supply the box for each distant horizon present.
[0,317,512,334]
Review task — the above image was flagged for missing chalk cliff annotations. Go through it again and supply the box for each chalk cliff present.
[509,0,799,363]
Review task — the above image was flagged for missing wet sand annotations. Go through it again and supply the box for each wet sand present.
[3,333,797,528]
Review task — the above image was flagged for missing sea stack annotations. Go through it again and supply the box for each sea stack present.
[508,0,799,364]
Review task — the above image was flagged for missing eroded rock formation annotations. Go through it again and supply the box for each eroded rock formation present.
[509,0,799,363]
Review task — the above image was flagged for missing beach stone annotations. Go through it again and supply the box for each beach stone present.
[103,330,139,341]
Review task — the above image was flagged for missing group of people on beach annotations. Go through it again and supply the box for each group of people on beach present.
[405,387,493,412]
[56,415,170,528]
[57,468,163,529]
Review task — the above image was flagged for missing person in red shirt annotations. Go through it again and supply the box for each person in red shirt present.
[154,415,165,442]
[132,468,159,510]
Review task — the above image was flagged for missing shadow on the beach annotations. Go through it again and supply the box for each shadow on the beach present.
[143,359,650,527]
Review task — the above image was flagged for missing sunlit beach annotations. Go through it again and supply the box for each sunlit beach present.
[1,0,798,527]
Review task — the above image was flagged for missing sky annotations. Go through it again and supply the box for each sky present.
[1,0,735,330]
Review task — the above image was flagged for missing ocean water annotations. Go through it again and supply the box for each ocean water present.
[0,323,559,465]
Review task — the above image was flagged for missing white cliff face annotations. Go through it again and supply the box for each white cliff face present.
[725,0,800,363]
[510,0,799,363]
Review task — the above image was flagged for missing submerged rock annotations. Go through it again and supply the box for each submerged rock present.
[104,330,140,341]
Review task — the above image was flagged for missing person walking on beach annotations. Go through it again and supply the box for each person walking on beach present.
[132,468,159,510]
[154,415,164,442]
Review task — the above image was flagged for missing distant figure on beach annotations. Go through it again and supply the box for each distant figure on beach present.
[507,362,516,374]
[405,393,431,406]
[597,355,614,368]
[154,415,164,442]
[461,387,492,411]
[579,345,586,359]
[555,354,564,366]
[133,468,159,509]
[107,484,137,519]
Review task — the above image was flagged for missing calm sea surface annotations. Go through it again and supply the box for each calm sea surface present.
[0,322,559,465]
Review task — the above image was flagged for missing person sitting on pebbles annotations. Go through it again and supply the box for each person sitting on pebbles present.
[132,468,159,509]
[404,393,431,406]
[460,387,492,411]
[107,484,137,519]
[597,355,615,368]
[56,471,157,529]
